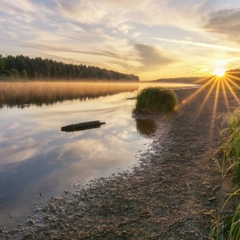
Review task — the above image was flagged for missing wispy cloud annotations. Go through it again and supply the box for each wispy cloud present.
[55,0,119,25]
[203,8,240,42]
[0,0,39,22]
[1,0,240,79]
[153,37,240,53]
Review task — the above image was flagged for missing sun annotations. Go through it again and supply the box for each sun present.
[214,67,226,77]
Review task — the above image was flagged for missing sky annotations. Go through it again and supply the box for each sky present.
[0,0,240,81]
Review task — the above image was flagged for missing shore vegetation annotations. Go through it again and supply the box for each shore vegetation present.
[211,107,240,239]
[134,87,178,113]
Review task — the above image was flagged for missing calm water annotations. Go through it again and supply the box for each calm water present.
[0,81,198,227]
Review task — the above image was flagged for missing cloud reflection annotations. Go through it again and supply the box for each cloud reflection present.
[0,90,153,226]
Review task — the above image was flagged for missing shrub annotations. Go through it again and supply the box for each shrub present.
[134,87,178,113]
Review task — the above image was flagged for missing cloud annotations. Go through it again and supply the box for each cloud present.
[135,44,174,70]
[0,0,39,22]
[54,0,198,33]
[204,8,240,42]
[1,0,240,80]
[16,42,121,59]
[153,37,240,53]
[1,0,35,13]
[0,138,38,167]
[55,0,108,25]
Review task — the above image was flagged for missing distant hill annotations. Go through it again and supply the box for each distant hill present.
[0,54,139,82]
[227,68,240,78]
[151,77,202,84]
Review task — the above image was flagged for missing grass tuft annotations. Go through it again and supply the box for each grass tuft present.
[211,107,240,239]
[219,108,240,183]
[134,87,178,114]
[210,198,240,240]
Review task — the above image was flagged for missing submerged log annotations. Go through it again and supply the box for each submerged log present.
[61,120,105,132]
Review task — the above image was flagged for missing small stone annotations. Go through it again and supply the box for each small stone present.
[64,190,70,194]
[27,219,35,225]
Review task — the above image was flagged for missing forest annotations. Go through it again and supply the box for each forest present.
[0,54,139,81]
[227,68,240,78]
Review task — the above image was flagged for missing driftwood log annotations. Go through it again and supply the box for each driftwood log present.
[61,121,105,132]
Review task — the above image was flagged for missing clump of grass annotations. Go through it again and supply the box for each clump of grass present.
[211,107,240,239]
[134,87,178,114]
[228,200,240,239]
[210,192,240,240]
[219,108,240,183]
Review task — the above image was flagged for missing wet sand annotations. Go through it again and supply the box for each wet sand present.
[1,88,239,240]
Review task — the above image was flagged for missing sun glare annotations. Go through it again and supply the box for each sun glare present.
[214,67,226,77]
[182,65,240,144]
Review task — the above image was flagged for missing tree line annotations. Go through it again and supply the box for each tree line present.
[227,68,240,78]
[0,54,139,81]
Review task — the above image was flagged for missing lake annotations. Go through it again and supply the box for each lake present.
[0,81,198,227]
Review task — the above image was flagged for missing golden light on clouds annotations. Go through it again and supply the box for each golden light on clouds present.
[1,1,240,80]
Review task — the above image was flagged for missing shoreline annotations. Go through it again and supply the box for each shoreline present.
[2,88,239,239]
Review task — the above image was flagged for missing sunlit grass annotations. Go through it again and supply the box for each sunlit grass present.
[219,107,240,182]
[228,200,240,240]
[210,191,240,240]
[211,107,240,239]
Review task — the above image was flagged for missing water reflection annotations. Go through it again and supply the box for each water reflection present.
[0,81,200,108]
[0,91,151,227]
[136,119,157,138]
[0,81,198,227]
[0,81,139,108]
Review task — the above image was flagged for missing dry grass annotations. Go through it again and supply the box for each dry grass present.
[211,107,240,239]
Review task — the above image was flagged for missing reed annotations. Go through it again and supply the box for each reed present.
[210,190,240,240]
[211,107,240,239]
[219,108,240,183]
